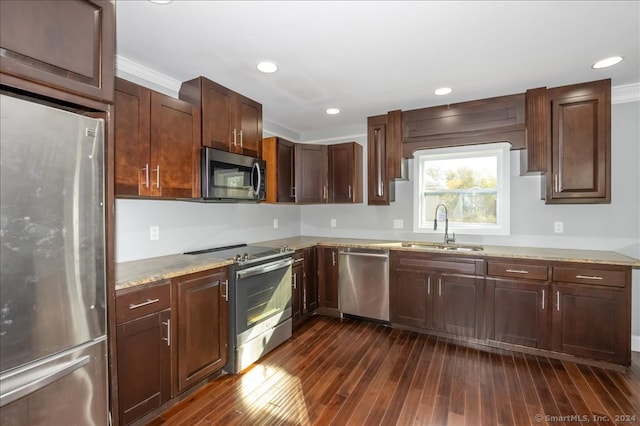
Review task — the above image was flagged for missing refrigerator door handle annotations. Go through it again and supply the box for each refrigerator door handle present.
[0,355,89,408]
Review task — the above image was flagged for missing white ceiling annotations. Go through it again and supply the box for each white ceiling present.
[115,0,640,141]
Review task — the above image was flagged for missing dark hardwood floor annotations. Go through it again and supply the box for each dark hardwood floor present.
[148,316,640,426]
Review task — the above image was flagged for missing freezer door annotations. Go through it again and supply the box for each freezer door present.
[0,337,108,425]
[0,94,106,372]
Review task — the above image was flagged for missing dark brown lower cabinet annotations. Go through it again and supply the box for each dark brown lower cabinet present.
[115,281,171,425]
[292,248,319,328]
[317,247,339,310]
[390,252,484,339]
[485,278,550,349]
[116,310,171,425]
[292,252,305,325]
[552,282,628,365]
[173,268,228,394]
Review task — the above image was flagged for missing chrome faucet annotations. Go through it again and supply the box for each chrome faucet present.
[434,203,456,245]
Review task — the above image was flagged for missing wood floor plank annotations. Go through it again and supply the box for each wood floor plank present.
[145,316,640,426]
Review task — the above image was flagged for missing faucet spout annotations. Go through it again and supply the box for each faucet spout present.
[434,203,456,244]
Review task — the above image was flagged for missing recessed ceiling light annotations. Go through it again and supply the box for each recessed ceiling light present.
[148,0,173,4]
[592,56,624,69]
[326,108,340,115]
[434,87,453,96]
[257,61,278,73]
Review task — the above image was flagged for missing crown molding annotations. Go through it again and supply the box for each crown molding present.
[115,55,181,96]
[612,82,640,104]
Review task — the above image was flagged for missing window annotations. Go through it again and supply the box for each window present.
[413,143,510,235]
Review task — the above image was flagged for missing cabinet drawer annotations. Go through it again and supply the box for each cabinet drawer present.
[487,261,548,281]
[116,280,171,324]
[553,266,626,288]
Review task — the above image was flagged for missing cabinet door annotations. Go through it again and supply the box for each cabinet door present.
[546,79,610,204]
[552,283,628,364]
[0,0,115,102]
[434,274,483,338]
[329,142,362,203]
[295,144,328,204]
[486,278,550,349]
[291,255,304,325]
[201,79,234,151]
[150,92,200,199]
[304,247,318,313]
[174,268,228,393]
[317,247,339,309]
[367,115,391,205]
[114,78,152,196]
[391,270,432,329]
[116,309,171,425]
[236,94,262,157]
[276,139,296,202]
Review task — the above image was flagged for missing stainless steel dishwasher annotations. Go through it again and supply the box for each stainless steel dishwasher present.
[338,248,390,322]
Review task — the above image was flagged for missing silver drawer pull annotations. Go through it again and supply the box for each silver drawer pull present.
[505,269,529,274]
[129,298,160,310]
[162,319,171,346]
[576,274,603,281]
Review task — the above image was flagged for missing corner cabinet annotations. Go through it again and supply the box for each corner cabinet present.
[545,79,611,204]
[0,0,115,103]
[172,268,229,394]
[179,76,262,157]
[114,78,200,199]
[262,137,296,203]
[295,144,328,203]
[115,280,172,425]
[328,142,363,203]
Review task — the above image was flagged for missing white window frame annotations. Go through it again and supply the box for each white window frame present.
[413,142,511,236]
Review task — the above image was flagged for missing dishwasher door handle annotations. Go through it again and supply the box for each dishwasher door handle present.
[339,251,389,259]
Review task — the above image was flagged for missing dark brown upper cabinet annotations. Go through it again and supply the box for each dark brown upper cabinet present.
[367,112,403,205]
[545,79,611,204]
[328,142,363,203]
[262,137,296,203]
[0,0,115,103]
[114,78,200,199]
[179,76,262,158]
[295,143,328,204]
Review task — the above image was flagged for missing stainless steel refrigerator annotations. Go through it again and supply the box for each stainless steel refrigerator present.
[0,93,108,425]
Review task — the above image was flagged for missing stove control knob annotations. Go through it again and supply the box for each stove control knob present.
[280,245,289,252]
[234,254,242,262]
[243,253,250,260]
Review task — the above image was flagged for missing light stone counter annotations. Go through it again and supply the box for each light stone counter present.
[116,236,640,291]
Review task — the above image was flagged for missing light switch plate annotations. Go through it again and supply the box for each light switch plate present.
[394,219,404,229]
[330,219,337,228]
[150,226,160,240]
[273,219,279,229]
[554,221,564,233]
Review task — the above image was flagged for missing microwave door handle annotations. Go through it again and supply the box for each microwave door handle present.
[252,162,261,196]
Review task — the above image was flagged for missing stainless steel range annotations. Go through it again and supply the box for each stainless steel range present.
[185,244,294,373]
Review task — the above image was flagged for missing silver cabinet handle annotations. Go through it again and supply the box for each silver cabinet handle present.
[154,165,160,189]
[506,269,529,274]
[554,174,559,192]
[292,272,297,289]
[427,276,431,295]
[303,287,307,311]
[223,279,229,301]
[556,290,560,311]
[129,298,160,310]
[162,319,170,346]
[348,184,352,200]
[142,164,149,188]
[0,356,90,407]
[576,275,603,281]
[332,251,336,267]
[239,130,243,148]
[541,289,545,310]
[438,278,442,296]
[232,129,237,146]
[375,127,384,197]
[291,186,296,198]
[323,185,328,201]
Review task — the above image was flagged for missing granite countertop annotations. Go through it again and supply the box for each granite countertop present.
[116,236,640,291]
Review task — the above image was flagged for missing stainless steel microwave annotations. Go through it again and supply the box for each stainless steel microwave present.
[201,147,266,201]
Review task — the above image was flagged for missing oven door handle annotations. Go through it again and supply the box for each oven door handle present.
[236,258,293,280]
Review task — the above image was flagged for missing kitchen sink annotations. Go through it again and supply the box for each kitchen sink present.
[400,242,484,252]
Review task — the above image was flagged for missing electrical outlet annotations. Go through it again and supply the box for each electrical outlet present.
[554,221,564,233]
[149,226,160,240]
[394,219,404,229]
[330,219,337,228]
[273,218,279,229]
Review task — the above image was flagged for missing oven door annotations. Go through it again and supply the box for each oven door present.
[234,257,293,347]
